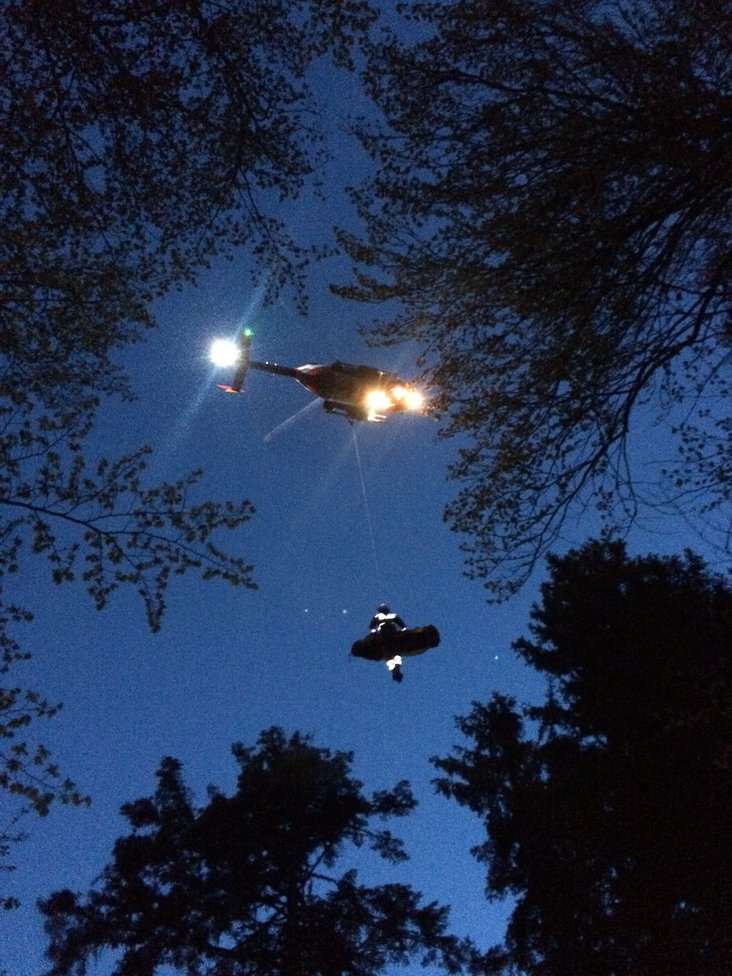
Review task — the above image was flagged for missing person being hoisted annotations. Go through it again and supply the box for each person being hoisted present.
[351,603,440,684]
[370,603,406,633]
[370,604,407,682]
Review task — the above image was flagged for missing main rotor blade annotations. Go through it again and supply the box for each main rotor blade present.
[263,398,322,442]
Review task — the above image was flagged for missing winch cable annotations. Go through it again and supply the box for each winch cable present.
[352,425,385,597]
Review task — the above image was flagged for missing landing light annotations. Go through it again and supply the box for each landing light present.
[365,389,393,412]
[392,385,425,411]
[209,338,241,368]
[365,388,393,422]
[404,389,424,411]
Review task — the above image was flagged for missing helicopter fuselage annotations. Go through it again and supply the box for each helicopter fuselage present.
[217,331,425,422]
[250,359,422,422]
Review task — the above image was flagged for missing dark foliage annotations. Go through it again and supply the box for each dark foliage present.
[338,0,732,599]
[433,539,732,975]
[2,0,375,396]
[0,0,374,887]
[40,727,471,976]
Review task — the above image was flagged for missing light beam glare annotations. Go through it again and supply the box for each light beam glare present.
[404,389,425,411]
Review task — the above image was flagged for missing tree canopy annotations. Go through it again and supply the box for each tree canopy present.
[40,727,470,976]
[338,0,732,599]
[433,539,732,975]
[0,0,373,883]
[3,0,374,397]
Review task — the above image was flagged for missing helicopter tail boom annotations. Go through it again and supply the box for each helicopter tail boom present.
[217,329,253,393]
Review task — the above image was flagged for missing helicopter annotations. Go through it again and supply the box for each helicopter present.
[211,329,426,423]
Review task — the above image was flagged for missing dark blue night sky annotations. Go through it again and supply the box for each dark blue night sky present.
[2,36,723,976]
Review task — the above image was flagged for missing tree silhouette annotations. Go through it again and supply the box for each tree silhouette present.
[433,539,732,975]
[338,0,731,599]
[40,727,471,976]
[0,0,373,869]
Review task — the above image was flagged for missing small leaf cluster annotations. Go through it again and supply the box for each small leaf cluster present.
[0,602,90,910]
[1,397,257,633]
